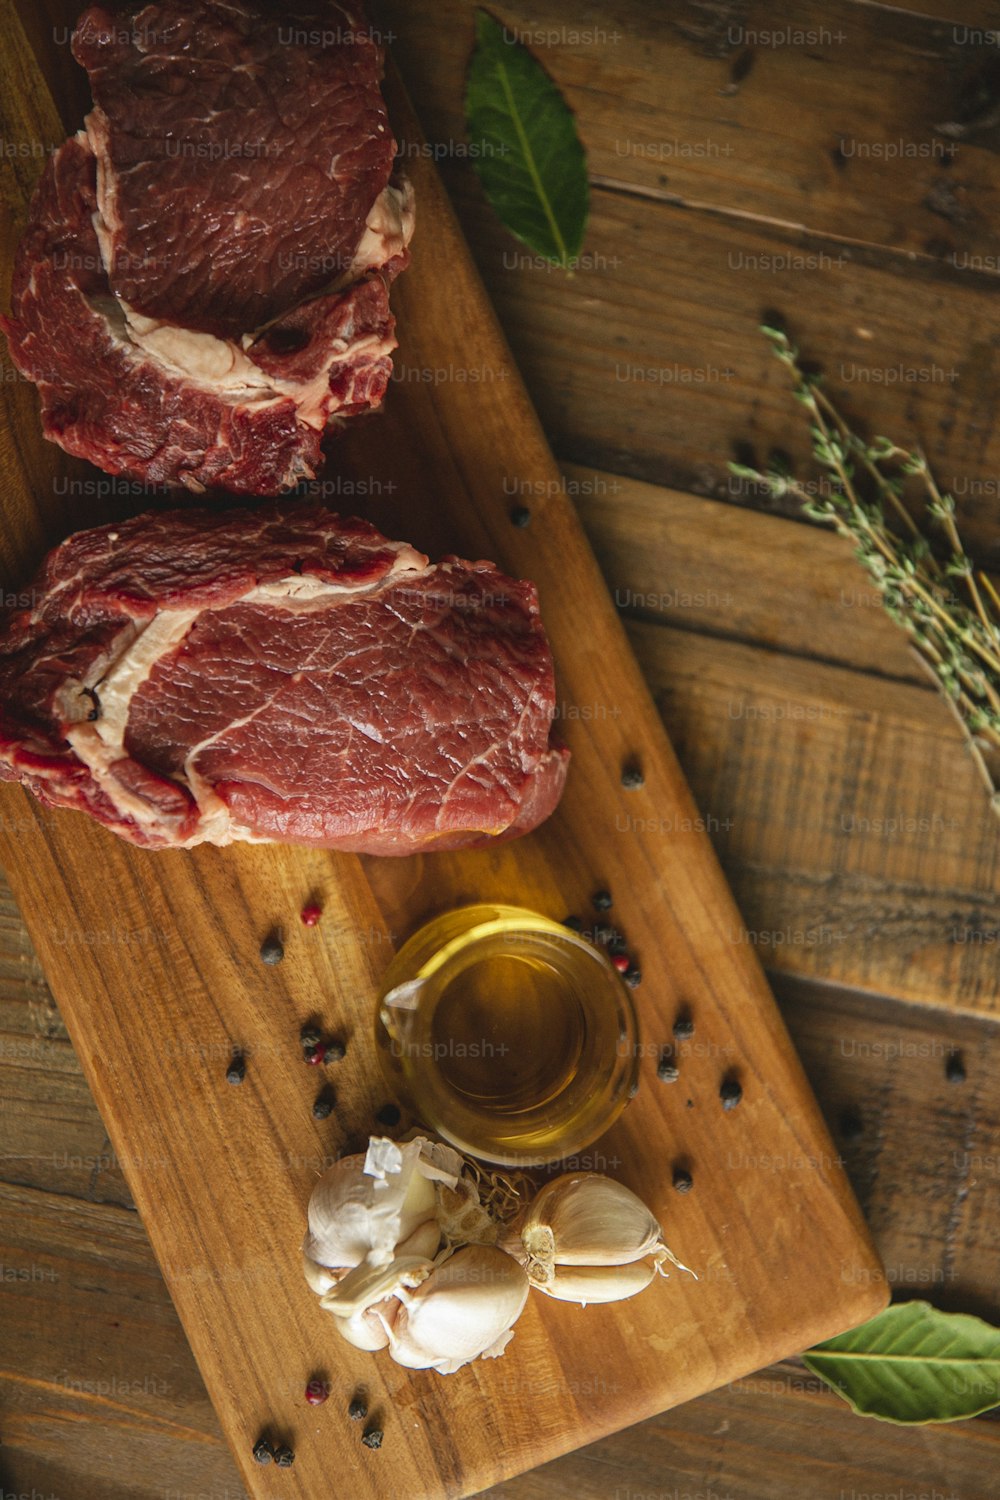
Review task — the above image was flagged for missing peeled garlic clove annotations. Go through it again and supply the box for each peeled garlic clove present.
[396,1218,443,1261]
[387,1245,530,1375]
[321,1254,434,1319]
[520,1173,666,1273]
[534,1259,656,1305]
[305,1137,437,1274]
[335,1296,401,1352]
[301,1251,348,1297]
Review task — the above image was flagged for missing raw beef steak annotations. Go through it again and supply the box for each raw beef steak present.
[0,506,569,853]
[0,1,413,494]
[72,0,399,338]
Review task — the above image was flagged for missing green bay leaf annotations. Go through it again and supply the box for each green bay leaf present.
[802,1300,1000,1424]
[465,10,589,268]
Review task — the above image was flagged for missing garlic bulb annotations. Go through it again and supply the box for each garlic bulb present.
[302,1136,446,1283]
[301,1135,694,1373]
[385,1245,530,1375]
[502,1172,695,1300]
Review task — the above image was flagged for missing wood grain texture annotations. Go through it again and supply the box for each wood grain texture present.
[571,468,1000,1016]
[419,173,1000,564]
[0,8,886,1500]
[628,616,1000,1013]
[382,0,1000,260]
[4,976,999,1499]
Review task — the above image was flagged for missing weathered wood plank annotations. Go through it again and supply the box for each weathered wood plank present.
[0,1026,133,1207]
[382,0,1000,263]
[627,615,1000,1015]
[416,176,1000,565]
[875,0,1000,25]
[570,464,922,682]
[776,974,1000,1322]
[0,1183,243,1500]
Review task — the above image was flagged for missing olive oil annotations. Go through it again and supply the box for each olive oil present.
[375,904,639,1166]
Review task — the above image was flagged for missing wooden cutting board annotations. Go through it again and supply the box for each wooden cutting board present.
[0,4,888,1495]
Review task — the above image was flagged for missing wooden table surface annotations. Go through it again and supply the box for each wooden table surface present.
[3,1,1000,1496]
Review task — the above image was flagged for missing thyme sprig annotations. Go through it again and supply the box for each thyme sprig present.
[730,326,1000,816]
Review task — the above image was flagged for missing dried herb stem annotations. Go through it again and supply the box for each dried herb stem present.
[731,326,1000,816]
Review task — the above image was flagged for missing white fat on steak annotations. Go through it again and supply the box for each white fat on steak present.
[85,173,413,423]
[64,547,426,846]
[345,180,416,282]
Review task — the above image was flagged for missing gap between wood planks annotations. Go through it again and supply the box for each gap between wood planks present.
[586,172,1000,284]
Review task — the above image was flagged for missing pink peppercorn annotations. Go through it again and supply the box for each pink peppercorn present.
[305,1378,329,1406]
[306,1042,327,1067]
[612,954,630,974]
[300,904,322,927]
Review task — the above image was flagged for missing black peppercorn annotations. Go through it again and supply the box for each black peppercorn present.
[226,1052,246,1086]
[592,889,612,911]
[260,933,284,965]
[252,1438,273,1465]
[720,1078,742,1110]
[946,1051,966,1084]
[300,1023,321,1049]
[621,765,644,790]
[657,1058,679,1083]
[376,1103,400,1127]
[624,965,642,989]
[673,1016,694,1040]
[326,1039,347,1062]
[509,505,531,528]
[672,1168,693,1194]
[562,914,583,932]
[362,1426,384,1450]
[274,1447,295,1469]
[313,1088,335,1120]
[348,1395,368,1422]
[839,1108,864,1142]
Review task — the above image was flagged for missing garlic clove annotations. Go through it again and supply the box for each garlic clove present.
[301,1249,348,1297]
[305,1137,437,1274]
[519,1173,667,1273]
[534,1259,656,1305]
[334,1296,401,1351]
[320,1254,434,1319]
[396,1218,443,1261]
[386,1244,530,1375]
